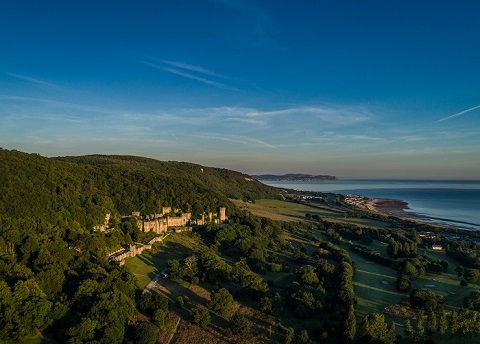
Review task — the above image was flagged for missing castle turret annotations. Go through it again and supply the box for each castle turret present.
[219,207,226,222]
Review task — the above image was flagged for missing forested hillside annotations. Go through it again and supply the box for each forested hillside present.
[0,148,280,342]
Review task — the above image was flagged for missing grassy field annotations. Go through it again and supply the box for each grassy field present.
[124,232,200,288]
[231,198,390,229]
[347,248,403,316]
[230,198,333,222]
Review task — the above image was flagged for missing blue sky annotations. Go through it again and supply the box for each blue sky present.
[1,0,479,178]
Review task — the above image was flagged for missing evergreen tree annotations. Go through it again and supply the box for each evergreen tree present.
[403,319,414,341]
[358,313,396,344]
[449,311,459,336]
[438,311,447,336]
[416,311,425,337]
[344,304,356,342]
[426,311,437,335]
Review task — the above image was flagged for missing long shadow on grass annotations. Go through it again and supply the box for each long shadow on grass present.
[134,241,193,281]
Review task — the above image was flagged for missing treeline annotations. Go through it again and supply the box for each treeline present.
[446,239,480,270]
[349,244,394,267]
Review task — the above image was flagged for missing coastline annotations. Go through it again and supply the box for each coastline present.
[365,197,480,231]
[365,198,410,215]
[268,180,480,231]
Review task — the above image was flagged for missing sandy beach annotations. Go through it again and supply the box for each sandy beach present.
[365,198,417,219]
[358,195,480,231]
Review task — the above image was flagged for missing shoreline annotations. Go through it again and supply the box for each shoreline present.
[365,198,411,217]
[365,197,480,231]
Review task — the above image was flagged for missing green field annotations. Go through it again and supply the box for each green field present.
[231,198,337,222]
[124,232,199,288]
[231,198,390,228]
[348,248,402,316]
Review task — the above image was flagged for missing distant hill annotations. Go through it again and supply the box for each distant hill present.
[252,173,338,181]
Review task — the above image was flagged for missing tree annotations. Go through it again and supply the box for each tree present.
[191,306,211,328]
[284,327,294,344]
[465,289,480,311]
[344,304,356,342]
[298,329,309,343]
[153,309,167,329]
[403,319,414,341]
[449,311,459,336]
[417,311,425,337]
[229,312,250,335]
[296,265,319,285]
[138,291,169,315]
[208,288,233,314]
[426,311,437,336]
[396,274,411,291]
[455,266,464,278]
[410,289,444,312]
[464,268,480,283]
[176,296,185,307]
[438,311,447,336]
[133,322,159,344]
[0,279,53,341]
[167,260,183,280]
[358,313,396,344]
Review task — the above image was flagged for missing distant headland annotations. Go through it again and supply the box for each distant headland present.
[252,173,339,181]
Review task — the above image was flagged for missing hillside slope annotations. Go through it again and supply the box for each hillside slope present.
[0,149,280,227]
[0,148,280,342]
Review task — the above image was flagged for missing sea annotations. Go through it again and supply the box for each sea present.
[263,180,480,231]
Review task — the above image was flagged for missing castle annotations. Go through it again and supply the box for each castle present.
[107,206,227,265]
[97,206,227,234]
[135,206,227,235]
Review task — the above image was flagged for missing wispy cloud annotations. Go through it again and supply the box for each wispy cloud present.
[5,72,57,87]
[437,104,480,122]
[162,60,228,79]
[206,105,373,126]
[199,132,276,148]
[139,58,238,91]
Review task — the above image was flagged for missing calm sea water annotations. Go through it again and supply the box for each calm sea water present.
[263,180,480,231]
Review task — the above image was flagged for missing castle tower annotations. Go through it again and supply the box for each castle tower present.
[129,244,136,257]
[219,207,226,222]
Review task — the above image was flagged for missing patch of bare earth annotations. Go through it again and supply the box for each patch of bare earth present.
[157,312,181,344]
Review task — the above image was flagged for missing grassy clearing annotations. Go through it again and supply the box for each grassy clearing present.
[124,232,199,288]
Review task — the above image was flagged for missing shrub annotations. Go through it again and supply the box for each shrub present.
[208,288,233,314]
[229,312,250,335]
[191,306,211,328]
